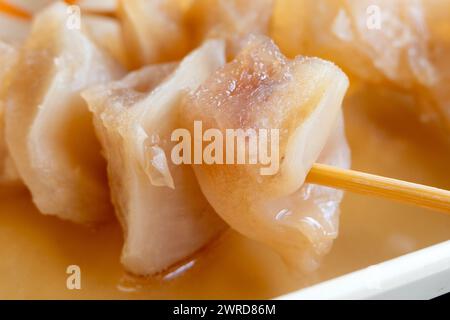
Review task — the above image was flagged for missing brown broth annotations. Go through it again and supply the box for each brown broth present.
[0,84,449,299]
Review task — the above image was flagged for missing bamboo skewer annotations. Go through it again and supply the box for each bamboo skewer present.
[306,163,450,214]
[0,0,31,19]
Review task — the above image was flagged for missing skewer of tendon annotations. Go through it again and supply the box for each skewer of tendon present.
[307,163,450,214]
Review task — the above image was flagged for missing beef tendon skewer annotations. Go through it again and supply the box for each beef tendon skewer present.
[180,34,450,272]
[4,3,123,224]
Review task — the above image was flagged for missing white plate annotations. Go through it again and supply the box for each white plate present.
[278,240,450,300]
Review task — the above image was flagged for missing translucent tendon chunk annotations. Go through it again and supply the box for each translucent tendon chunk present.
[272,0,450,132]
[5,3,122,224]
[0,42,15,81]
[273,0,435,86]
[82,40,227,275]
[271,0,308,60]
[263,116,350,270]
[186,0,274,50]
[0,12,30,185]
[0,42,20,184]
[82,14,129,69]
[118,0,189,69]
[181,36,350,271]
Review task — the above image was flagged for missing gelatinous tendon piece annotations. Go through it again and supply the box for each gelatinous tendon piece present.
[0,9,32,185]
[272,0,450,132]
[118,0,189,69]
[186,0,274,51]
[0,41,20,184]
[82,40,227,275]
[5,3,122,224]
[82,14,129,69]
[274,0,434,86]
[182,35,350,271]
